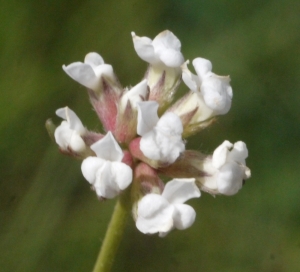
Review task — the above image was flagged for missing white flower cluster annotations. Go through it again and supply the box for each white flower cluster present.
[49,30,251,236]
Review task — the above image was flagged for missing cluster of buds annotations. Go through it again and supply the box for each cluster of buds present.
[47,30,251,237]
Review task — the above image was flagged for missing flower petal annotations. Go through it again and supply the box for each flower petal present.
[55,107,85,133]
[136,101,159,136]
[54,121,72,149]
[84,52,104,67]
[162,178,200,204]
[152,30,181,50]
[201,75,232,114]
[81,157,106,185]
[181,61,200,92]
[158,48,184,67]
[90,131,123,161]
[92,64,114,79]
[156,112,183,135]
[111,161,133,190]
[54,107,86,152]
[136,194,174,234]
[152,30,184,67]
[173,203,196,230]
[93,161,120,199]
[69,133,86,152]
[139,131,161,160]
[131,32,159,64]
[140,112,185,164]
[62,62,97,90]
[212,140,233,169]
[193,58,213,79]
[228,141,248,164]
[217,161,244,195]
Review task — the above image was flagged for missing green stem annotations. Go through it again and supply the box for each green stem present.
[92,189,131,272]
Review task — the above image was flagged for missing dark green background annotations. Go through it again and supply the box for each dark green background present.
[1,0,300,271]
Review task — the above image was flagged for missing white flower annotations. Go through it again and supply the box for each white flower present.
[202,140,251,195]
[131,30,184,68]
[137,101,185,164]
[120,79,148,111]
[62,52,114,91]
[54,107,86,153]
[136,178,200,236]
[81,131,132,199]
[182,58,233,115]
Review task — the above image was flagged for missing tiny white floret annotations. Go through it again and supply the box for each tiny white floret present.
[81,131,132,199]
[136,178,200,236]
[182,58,233,115]
[131,30,184,68]
[54,107,86,153]
[203,140,251,195]
[137,101,185,164]
[62,52,114,91]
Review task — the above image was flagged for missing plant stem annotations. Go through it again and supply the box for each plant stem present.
[92,189,131,272]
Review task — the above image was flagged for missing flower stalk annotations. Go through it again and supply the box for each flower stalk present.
[92,187,131,272]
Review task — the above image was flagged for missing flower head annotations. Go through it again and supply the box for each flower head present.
[48,30,251,238]
[81,132,133,199]
[136,178,200,236]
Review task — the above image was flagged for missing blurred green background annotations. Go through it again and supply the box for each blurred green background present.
[1,0,300,271]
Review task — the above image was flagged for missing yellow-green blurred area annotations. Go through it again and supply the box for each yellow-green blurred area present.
[1,0,300,271]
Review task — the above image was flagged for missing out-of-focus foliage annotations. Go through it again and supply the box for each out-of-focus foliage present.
[1,0,300,271]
